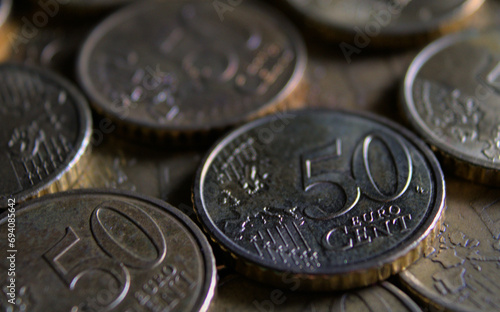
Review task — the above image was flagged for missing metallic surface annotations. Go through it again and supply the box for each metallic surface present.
[0,0,11,28]
[0,64,92,207]
[400,176,500,312]
[216,276,422,312]
[77,0,306,134]
[403,28,500,185]
[70,137,202,217]
[0,190,216,312]
[284,0,484,43]
[194,110,445,290]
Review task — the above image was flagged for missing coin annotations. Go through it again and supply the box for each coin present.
[0,64,92,208]
[70,136,202,217]
[77,0,306,138]
[193,110,445,290]
[283,0,484,46]
[400,177,500,312]
[0,0,11,28]
[0,189,217,312]
[216,275,422,312]
[402,28,500,186]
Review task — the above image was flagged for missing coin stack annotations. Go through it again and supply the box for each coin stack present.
[0,0,498,311]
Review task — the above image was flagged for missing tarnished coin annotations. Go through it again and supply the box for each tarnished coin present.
[193,110,445,290]
[0,64,92,208]
[77,0,306,138]
[400,177,500,312]
[216,275,421,312]
[402,28,500,186]
[0,189,216,312]
[283,0,484,46]
[71,136,201,216]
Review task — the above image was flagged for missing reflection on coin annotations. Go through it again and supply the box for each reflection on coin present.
[0,190,216,311]
[400,177,500,312]
[216,275,421,312]
[78,0,306,137]
[193,110,445,290]
[71,137,201,216]
[284,0,484,45]
[0,0,11,28]
[0,64,92,207]
[403,28,500,186]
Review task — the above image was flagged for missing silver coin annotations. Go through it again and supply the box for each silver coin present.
[0,64,92,207]
[193,110,445,290]
[403,28,500,185]
[77,0,306,134]
[0,189,216,311]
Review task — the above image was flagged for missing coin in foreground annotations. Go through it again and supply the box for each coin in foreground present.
[403,28,500,185]
[400,177,500,312]
[77,0,306,137]
[0,64,92,207]
[0,190,216,311]
[193,110,445,290]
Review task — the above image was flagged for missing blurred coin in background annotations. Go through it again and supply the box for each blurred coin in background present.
[77,0,307,140]
[282,0,484,47]
[216,276,422,312]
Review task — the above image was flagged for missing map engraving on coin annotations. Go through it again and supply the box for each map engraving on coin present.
[400,177,500,312]
[78,0,306,134]
[194,110,445,290]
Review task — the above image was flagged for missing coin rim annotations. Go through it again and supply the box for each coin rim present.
[283,0,484,36]
[0,188,217,312]
[193,109,446,281]
[402,28,500,173]
[76,0,307,133]
[0,63,92,207]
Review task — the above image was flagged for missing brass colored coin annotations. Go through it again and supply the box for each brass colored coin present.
[193,110,445,290]
[0,64,92,207]
[71,137,202,217]
[216,275,421,312]
[283,0,484,46]
[400,177,500,312]
[77,0,306,138]
[403,28,500,186]
[0,190,217,311]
